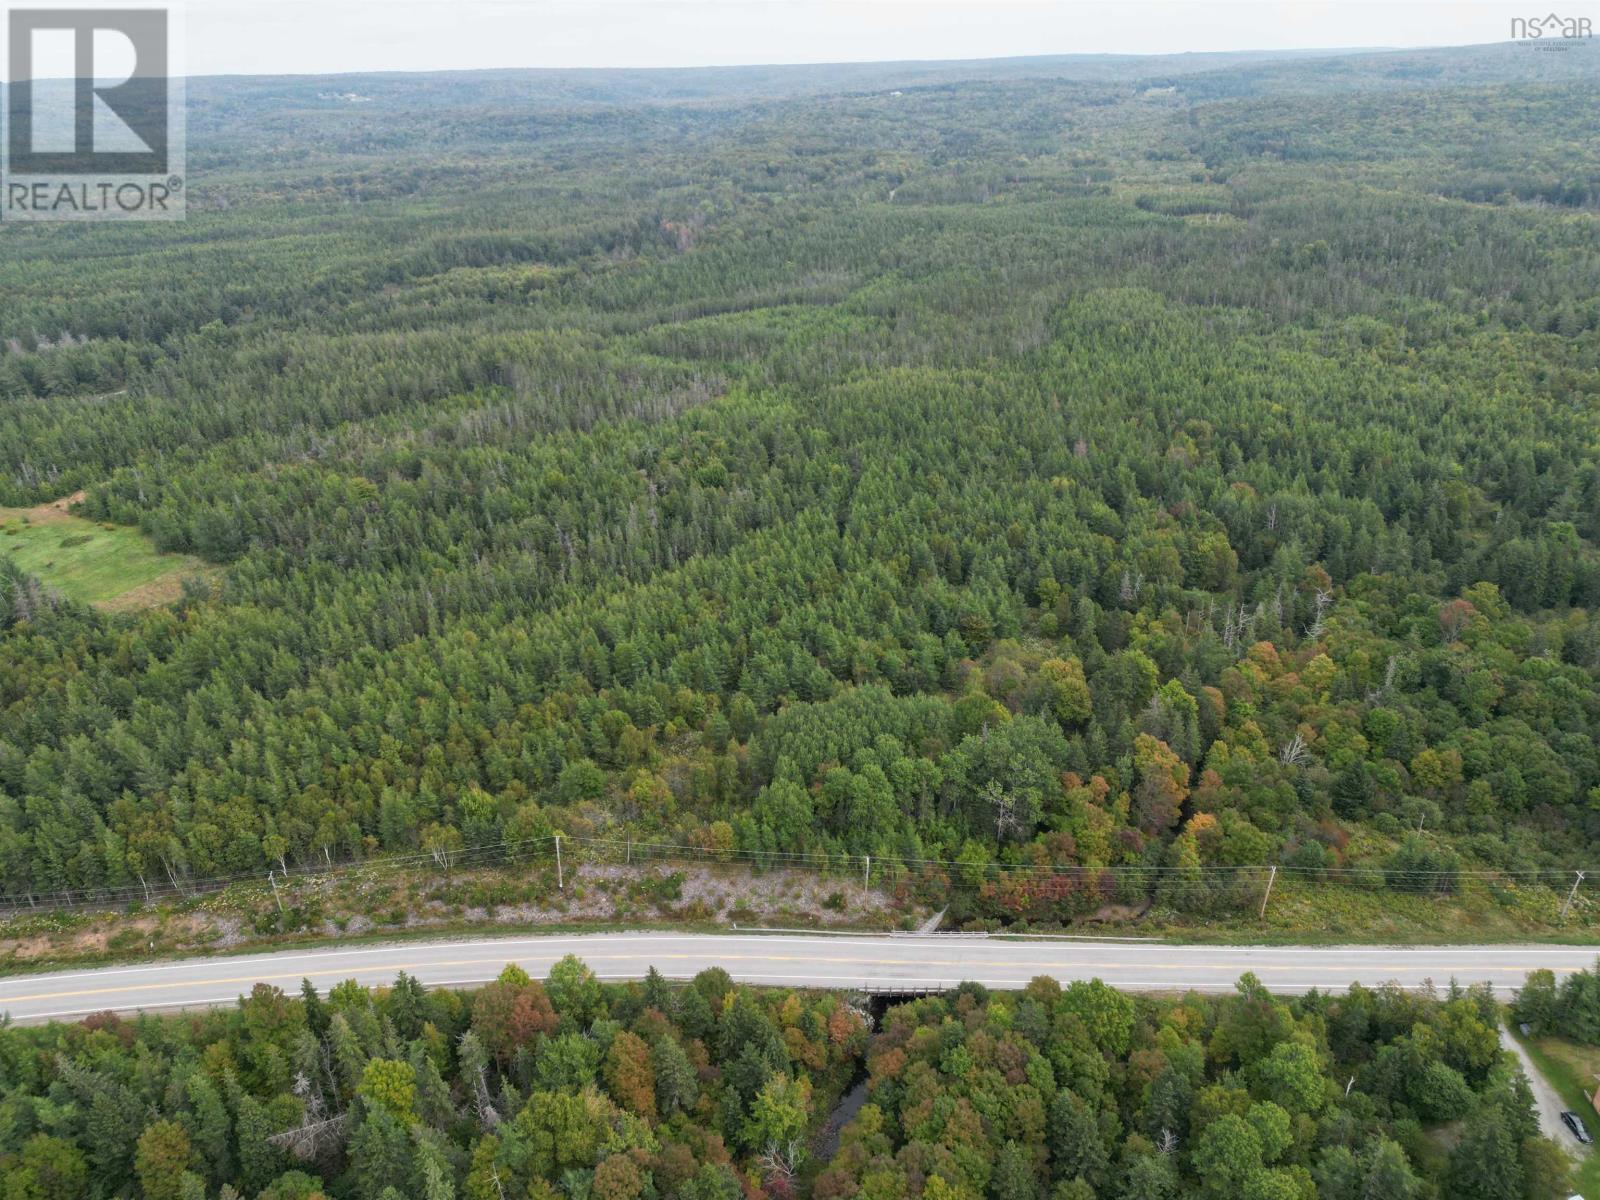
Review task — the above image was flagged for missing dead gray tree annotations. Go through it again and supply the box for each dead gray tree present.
[1305,588,1333,640]
[1279,733,1310,767]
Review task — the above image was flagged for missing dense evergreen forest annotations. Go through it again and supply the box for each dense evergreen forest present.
[1,41,1599,923]
[0,962,1573,1200]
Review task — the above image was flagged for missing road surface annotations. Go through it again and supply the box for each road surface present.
[0,932,1594,1024]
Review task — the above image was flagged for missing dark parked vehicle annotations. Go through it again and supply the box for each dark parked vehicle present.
[1561,1111,1593,1145]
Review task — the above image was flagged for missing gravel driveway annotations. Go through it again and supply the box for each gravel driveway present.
[1500,1025,1591,1155]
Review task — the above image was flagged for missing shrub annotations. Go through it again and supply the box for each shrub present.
[1384,835,1460,894]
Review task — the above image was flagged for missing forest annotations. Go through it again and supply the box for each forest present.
[0,962,1575,1200]
[1,40,1599,927]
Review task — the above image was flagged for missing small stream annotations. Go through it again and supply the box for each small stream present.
[813,1077,870,1163]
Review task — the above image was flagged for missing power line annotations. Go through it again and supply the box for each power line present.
[0,829,1591,917]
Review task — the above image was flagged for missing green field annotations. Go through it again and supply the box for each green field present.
[0,503,210,609]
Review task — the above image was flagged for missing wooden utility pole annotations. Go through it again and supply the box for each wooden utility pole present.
[1561,870,1586,921]
[555,835,564,890]
[1258,865,1278,920]
[863,855,871,890]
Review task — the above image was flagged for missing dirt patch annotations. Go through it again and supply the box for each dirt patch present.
[98,572,195,612]
[548,863,892,925]
[10,937,53,960]
[378,863,896,931]
[21,492,86,525]
[1083,901,1150,923]
[0,913,160,963]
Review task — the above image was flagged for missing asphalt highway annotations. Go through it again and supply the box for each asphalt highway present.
[1,932,1594,1023]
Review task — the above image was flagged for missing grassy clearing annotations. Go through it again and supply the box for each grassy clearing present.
[1511,1030,1600,1195]
[1139,874,1600,946]
[0,497,212,609]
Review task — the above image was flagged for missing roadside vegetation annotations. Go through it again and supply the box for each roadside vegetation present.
[0,859,912,974]
[0,843,1594,977]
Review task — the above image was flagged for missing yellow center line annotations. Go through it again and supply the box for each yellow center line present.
[0,952,1559,1005]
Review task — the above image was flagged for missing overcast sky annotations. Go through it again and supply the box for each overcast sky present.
[180,1,1533,77]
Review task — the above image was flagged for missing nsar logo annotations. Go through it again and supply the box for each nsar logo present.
[1511,11,1594,41]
